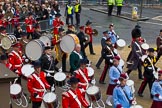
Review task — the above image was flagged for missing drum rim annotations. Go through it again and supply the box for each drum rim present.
[10,84,22,95]
[117,39,126,46]
[43,92,57,102]
[87,67,94,77]
[21,64,35,76]
[126,80,134,85]
[39,35,52,46]
[54,72,66,81]
[1,36,12,49]
[86,86,100,95]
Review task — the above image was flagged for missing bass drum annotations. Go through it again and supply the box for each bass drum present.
[60,34,80,53]
[39,33,53,46]
[86,86,101,101]
[1,35,17,49]
[130,105,143,108]
[25,39,44,61]
[43,92,59,108]
[141,43,149,50]
[21,64,35,78]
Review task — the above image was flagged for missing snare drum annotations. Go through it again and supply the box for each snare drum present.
[116,39,126,50]
[86,86,101,101]
[119,59,125,67]
[25,39,44,61]
[21,64,34,77]
[126,80,135,93]
[1,35,17,49]
[130,105,143,108]
[60,34,80,53]
[141,43,149,50]
[39,33,53,46]
[87,67,94,80]
[54,72,66,87]
[10,84,22,99]
[43,92,58,108]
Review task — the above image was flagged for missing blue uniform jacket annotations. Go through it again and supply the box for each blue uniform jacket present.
[108,31,117,44]
[113,85,133,108]
[151,80,162,101]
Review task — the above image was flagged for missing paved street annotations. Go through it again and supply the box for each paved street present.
[11,4,162,108]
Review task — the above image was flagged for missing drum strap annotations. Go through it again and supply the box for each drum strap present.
[47,55,53,70]
[78,69,89,88]
[33,74,46,92]
[120,87,130,103]
[12,51,23,63]
[68,90,81,108]
[134,42,142,53]
[147,57,155,72]
[116,66,121,74]
[106,46,114,57]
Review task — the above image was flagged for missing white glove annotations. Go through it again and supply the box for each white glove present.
[91,79,96,85]
[110,59,113,63]
[159,95,162,100]
[51,86,55,92]
[25,59,29,63]
[117,80,120,84]
[132,100,137,105]
[22,55,26,59]
[46,73,51,77]
[85,37,88,40]
[36,95,40,98]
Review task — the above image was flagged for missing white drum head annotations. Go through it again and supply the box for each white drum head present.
[10,84,22,95]
[130,105,143,108]
[60,35,75,53]
[86,86,99,95]
[141,55,148,62]
[87,67,94,77]
[54,72,66,81]
[141,43,149,50]
[43,92,56,103]
[117,39,126,47]
[126,80,134,86]
[39,36,51,46]
[119,59,125,67]
[1,37,12,49]
[25,40,43,61]
[21,64,35,77]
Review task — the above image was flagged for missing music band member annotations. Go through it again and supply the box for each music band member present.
[151,70,162,108]
[106,56,122,106]
[126,28,144,79]
[96,30,109,69]
[40,46,58,86]
[66,25,76,35]
[99,38,116,84]
[27,61,51,108]
[14,24,23,39]
[113,73,135,108]
[138,48,157,98]
[19,32,29,54]
[156,29,162,60]
[69,44,83,75]
[62,77,90,108]
[0,54,12,69]
[74,59,90,90]
[85,20,95,55]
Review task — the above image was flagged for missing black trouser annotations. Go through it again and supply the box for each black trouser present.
[75,13,80,25]
[96,56,104,68]
[127,62,143,79]
[117,6,122,15]
[108,5,114,16]
[32,101,42,108]
[81,44,87,59]
[85,42,95,54]
[66,15,73,25]
[27,32,34,39]
[46,73,55,86]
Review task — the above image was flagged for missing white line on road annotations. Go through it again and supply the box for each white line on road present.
[139,21,162,26]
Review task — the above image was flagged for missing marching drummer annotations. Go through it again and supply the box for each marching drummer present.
[151,70,162,108]
[66,25,76,34]
[106,56,122,106]
[62,77,90,108]
[40,46,58,86]
[113,73,136,108]
[74,59,90,90]
[0,54,12,69]
[27,61,51,108]
[138,48,157,98]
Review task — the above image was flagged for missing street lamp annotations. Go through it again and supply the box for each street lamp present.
[140,0,143,18]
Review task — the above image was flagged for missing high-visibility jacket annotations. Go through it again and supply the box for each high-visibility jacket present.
[67,5,73,15]
[116,0,123,6]
[108,0,115,5]
[74,4,81,13]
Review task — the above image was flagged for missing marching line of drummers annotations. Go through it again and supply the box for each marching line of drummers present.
[1,14,162,108]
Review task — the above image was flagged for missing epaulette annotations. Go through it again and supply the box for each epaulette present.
[62,92,69,97]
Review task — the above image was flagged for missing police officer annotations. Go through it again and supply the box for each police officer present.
[151,70,162,108]
[138,48,157,98]
[65,1,74,25]
[107,0,115,16]
[116,0,123,16]
[74,0,81,26]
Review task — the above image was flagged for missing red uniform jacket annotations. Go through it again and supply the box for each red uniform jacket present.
[11,16,20,27]
[85,26,93,42]
[53,18,64,35]
[25,18,37,33]
[27,72,50,102]
[0,19,8,27]
[75,68,90,90]
[62,88,89,108]
[8,50,23,75]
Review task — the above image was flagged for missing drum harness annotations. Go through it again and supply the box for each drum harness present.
[146,56,156,74]
[120,86,131,104]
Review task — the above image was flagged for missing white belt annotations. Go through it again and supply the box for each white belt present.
[33,88,44,92]
[45,70,55,73]
[15,64,22,68]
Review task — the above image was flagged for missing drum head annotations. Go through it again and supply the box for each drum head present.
[21,64,35,77]
[130,105,143,108]
[54,72,66,81]
[117,39,126,47]
[126,80,134,86]
[141,55,148,62]
[60,35,75,53]
[43,92,56,103]
[1,37,12,49]
[39,36,51,46]
[119,59,125,67]
[25,40,44,61]
[87,67,94,77]
[86,86,99,95]
[141,43,149,50]
[10,84,22,95]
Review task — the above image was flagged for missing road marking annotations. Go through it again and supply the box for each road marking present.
[152,16,162,21]
[139,21,162,26]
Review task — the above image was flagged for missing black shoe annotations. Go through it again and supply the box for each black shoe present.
[96,66,101,69]
[99,81,106,84]
[138,93,144,97]
[91,53,96,55]
[139,77,144,80]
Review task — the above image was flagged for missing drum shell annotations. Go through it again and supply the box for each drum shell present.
[87,67,94,80]
[10,84,22,99]
[116,39,126,50]
[126,80,135,93]
[39,33,53,46]
[1,35,17,49]
[87,90,101,101]
[54,80,66,87]
[43,93,58,108]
